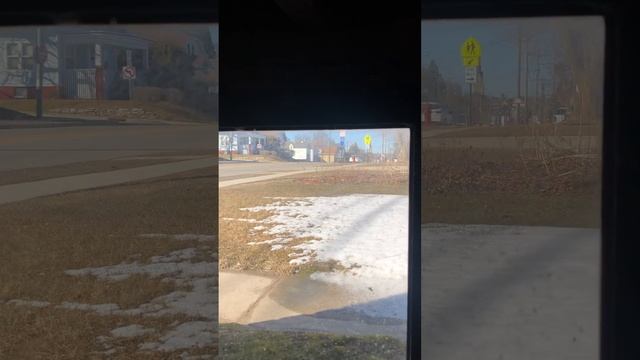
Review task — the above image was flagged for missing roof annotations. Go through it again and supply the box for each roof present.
[123,25,209,49]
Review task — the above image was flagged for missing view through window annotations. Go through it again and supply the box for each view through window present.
[0,24,218,358]
[219,129,410,359]
[421,16,604,359]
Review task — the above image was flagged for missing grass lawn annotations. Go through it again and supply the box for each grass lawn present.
[219,166,409,275]
[0,167,218,359]
[422,147,601,227]
[426,123,601,138]
[0,99,215,123]
[219,324,405,360]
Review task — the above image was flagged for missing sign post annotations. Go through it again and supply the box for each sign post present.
[363,134,372,162]
[460,37,482,126]
[339,129,346,162]
[124,50,134,100]
[35,28,44,119]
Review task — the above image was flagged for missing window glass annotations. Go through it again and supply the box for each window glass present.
[7,57,19,69]
[22,42,33,57]
[0,23,218,358]
[6,42,19,56]
[421,16,604,359]
[219,129,410,359]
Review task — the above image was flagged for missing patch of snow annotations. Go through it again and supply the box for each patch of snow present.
[110,324,154,338]
[57,302,120,315]
[62,239,218,353]
[151,248,198,263]
[139,321,216,351]
[239,194,409,319]
[64,260,216,281]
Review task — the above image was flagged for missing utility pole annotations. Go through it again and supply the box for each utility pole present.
[524,41,529,124]
[516,27,522,124]
[35,27,43,119]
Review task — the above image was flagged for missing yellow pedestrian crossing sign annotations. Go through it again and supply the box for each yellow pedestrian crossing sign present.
[460,37,481,67]
[363,134,372,146]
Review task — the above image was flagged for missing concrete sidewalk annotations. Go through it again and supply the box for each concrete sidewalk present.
[0,156,217,205]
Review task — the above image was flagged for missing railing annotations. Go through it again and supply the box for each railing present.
[60,69,96,99]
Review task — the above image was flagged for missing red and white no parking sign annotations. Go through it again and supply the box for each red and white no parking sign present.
[121,65,136,80]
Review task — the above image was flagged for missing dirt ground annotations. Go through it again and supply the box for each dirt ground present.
[219,166,409,275]
[0,167,218,359]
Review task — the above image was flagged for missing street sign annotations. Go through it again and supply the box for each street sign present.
[460,37,481,67]
[465,66,477,84]
[363,134,372,146]
[122,65,136,80]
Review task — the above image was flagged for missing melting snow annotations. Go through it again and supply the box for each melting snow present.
[235,194,409,319]
[139,321,216,351]
[59,236,218,354]
[111,324,154,338]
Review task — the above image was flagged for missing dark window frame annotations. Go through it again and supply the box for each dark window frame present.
[1,1,636,359]
[421,1,631,360]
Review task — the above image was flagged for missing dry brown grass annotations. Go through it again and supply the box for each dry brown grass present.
[421,146,601,227]
[0,166,218,358]
[219,167,409,275]
[0,99,214,123]
[426,124,601,138]
[0,306,215,359]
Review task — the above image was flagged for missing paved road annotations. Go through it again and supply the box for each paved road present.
[219,160,332,181]
[422,224,599,360]
[0,124,216,171]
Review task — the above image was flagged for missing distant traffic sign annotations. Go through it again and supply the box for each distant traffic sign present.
[122,66,136,80]
[363,134,372,146]
[460,37,481,67]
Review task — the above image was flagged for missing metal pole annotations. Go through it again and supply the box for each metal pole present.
[468,83,473,126]
[126,50,133,100]
[524,46,529,124]
[516,27,522,124]
[36,28,43,119]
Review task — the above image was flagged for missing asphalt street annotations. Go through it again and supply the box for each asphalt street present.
[0,123,217,171]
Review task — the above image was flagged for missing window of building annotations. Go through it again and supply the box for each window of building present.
[5,41,34,70]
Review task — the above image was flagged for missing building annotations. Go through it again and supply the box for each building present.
[219,131,266,155]
[125,25,217,87]
[0,26,151,100]
[286,141,319,162]
[320,146,337,163]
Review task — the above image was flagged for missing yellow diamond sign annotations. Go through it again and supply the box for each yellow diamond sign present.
[460,37,481,67]
[364,134,372,146]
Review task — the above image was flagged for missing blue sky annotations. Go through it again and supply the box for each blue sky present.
[421,18,563,97]
[284,129,407,153]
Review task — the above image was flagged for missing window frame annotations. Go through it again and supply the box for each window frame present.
[5,41,34,70]
[420,2,625,360]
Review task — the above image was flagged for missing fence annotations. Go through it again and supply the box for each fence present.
[60,69,96,99]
